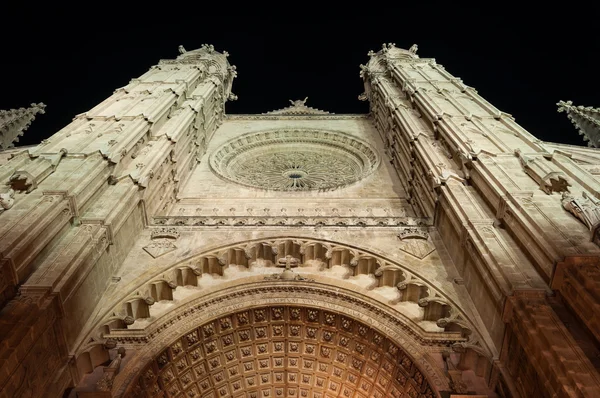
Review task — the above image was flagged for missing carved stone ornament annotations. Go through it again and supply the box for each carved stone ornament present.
[397,227,435,259]
[515,149,571,194]
[143,241,177,258]
[209,129,380,191]
[0,189,15,213]
[265,255,314,281]
[561,191,600,232]
[96,347,126,392]
[144,228,179,258]
[263,97,331,116]
[150,227,180,240]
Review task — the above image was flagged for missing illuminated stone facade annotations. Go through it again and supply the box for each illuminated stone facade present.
[0,43,599,398]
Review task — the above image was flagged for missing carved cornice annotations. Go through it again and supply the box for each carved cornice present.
[225,114,369,120]
[151,216,431,227]
[85,236,492,367]
[106,283,465,344]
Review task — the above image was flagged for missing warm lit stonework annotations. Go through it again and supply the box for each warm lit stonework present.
[1,43,600,397]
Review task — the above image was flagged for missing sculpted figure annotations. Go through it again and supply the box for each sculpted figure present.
[409,44,418,54]
[0,189,15,213]
[178,45,186,54]
[561,191,600,230]
[289,97,308,107]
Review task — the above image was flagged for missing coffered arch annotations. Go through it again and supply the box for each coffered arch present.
[111,282,451,398]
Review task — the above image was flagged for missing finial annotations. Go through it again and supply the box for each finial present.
[178,45,186,54]
[557,100,573,113]
[201,44,215,54]
[289,97,308,107]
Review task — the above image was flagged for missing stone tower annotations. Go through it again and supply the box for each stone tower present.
[0,43,599,398]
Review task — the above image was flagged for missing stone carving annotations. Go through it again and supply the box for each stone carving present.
[264,98,331,115]
[442,351,468,393]
[0,189,15,213]
[290,97,308,107]
[97,237,484,364]
[561,191,600,231]
[150,227,180,240]
[143,227,180,258]
[152,215,428,228]
[178,45,186,54]
[515,149,570,194]
[209,128,379,191]
[226,114,367,121]
[200,43,214,53]
[409,44,419,54]
[397,227,435,259]
[96,347,126,392]
[265,255,314,282]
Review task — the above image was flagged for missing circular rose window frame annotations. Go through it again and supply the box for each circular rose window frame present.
[208,129,380,191]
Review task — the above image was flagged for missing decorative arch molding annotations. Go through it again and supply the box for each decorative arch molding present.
[76,236,494,364]
[112,282,451,397]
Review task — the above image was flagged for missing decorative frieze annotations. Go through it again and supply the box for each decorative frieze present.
[151,215,429,228]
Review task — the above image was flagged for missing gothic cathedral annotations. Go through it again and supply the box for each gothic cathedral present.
[1,43,599,398]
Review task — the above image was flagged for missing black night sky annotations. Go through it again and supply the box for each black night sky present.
[2,9,600,148]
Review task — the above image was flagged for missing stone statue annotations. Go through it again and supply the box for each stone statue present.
[178,45,186,54]
[561,191,600,230]
[442,351,468,393]
[289,97,308,107]
[0,189,15,213]
[409,44,418,54]
[96,347,126,391]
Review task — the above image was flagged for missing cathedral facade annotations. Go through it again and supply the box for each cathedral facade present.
[0,43,599,398]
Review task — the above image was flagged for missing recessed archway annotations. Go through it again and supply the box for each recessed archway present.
[127,305,437,398]
[112,282,451,397]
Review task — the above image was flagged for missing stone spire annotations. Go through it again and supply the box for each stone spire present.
[0,103,46,150]
[557,100,600,147]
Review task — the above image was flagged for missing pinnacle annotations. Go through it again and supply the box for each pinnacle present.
[557,100,600,147]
